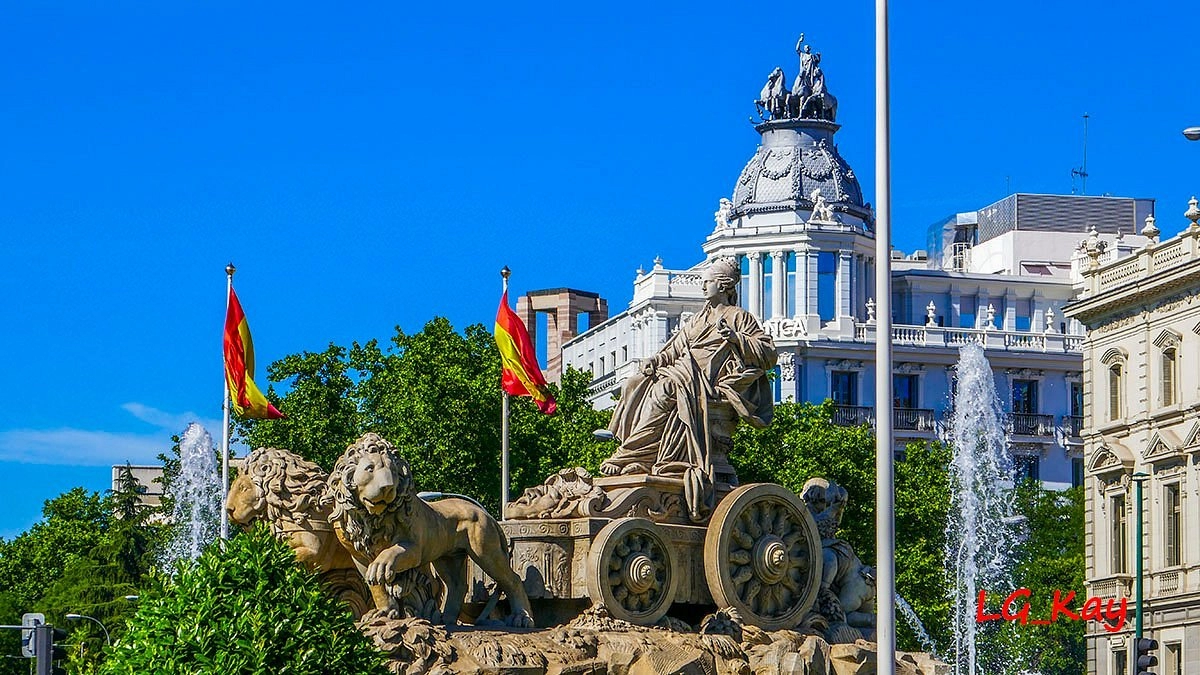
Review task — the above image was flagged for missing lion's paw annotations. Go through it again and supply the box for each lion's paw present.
[506,610,535,629]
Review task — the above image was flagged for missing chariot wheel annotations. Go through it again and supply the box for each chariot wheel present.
[586,517,678,625]
[703,483,822,630]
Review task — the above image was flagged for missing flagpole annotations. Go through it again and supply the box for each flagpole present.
[500,266,511,521]
[220,262,235,541]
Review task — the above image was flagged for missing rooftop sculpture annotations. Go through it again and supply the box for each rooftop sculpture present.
[755,33,838,123]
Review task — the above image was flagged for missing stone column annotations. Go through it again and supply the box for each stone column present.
[770,250,786,319]
[837,250,853,319]
[1004,289,1016,331]
[748,251,763,319]
[793,245,809,318]
[806,249,820,316]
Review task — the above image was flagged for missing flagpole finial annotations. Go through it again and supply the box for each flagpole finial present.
[225,262,236,277]
[500,266,511,281]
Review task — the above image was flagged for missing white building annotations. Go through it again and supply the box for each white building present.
[558,42,1151,490]
[1065,200,1200,675]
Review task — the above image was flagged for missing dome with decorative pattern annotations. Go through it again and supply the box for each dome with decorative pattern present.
[730,118,872,227]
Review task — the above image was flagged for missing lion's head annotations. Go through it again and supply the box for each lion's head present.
[328,432,415,555]
[225,447,330,530]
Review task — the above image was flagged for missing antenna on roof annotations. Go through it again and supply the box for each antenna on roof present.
[1071,113,1089,195]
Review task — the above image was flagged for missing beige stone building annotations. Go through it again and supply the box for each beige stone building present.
[1065,199,1200,675]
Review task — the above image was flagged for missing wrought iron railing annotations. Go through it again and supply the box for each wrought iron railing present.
[894,408,935,431]
[1062,415,1084,437]
[1010,413,1055,436]
[831,405,874,427]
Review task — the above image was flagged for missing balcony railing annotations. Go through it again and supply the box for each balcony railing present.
[832,405,874,427]
[894,407,935,432]
[1010,413,1056,436]
[1062,415,1084,437]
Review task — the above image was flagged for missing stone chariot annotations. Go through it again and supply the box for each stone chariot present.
[489,474,824,630]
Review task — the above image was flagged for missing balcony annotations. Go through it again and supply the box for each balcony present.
[1010,413,1056,436]
[832,405,873,427]
[894,408,936,432]
[1062,415,1084,438]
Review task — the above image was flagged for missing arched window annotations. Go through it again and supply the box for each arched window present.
[1101,347,1128,422]
[1108,364,1123,421]
[1162,346,1177,406]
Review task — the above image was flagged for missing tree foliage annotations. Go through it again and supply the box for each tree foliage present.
[730,401,952,652]
[100,525,387,675]
[239,318,611,512]
[1003,485,1085,675]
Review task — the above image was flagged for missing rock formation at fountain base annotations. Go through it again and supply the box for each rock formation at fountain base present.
[359,607,949,675]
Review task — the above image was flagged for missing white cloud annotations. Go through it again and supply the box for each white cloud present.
[121,402,222,436]
[0,403,229,466]
[0,428,168,466]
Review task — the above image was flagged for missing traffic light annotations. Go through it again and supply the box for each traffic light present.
[33,624,68,675]
[1135,637,1158,675]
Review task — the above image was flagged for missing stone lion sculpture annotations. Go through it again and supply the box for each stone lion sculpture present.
[226,447,354,572]
[225,446,442,620]
[327,432,534,628]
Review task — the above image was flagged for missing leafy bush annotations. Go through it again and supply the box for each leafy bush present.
[101,526,387,675]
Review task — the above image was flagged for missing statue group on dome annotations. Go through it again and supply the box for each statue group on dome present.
[755,33,838,123]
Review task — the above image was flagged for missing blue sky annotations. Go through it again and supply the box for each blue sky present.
[2,1,1198,538]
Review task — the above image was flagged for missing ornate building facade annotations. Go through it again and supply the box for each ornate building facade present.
[1065,200,1200,675]
[556,39,1151,490]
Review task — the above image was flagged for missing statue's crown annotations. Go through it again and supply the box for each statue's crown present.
[708,256,740,281]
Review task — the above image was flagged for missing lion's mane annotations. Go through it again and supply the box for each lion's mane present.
[240,447,331,531]
[327,432,415,556]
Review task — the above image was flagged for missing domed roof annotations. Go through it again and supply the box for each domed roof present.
[730,119,872,226]
[730,36,872,228]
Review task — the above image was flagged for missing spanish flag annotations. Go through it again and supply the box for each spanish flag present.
[223,287,284,420]
[495,290,556,415]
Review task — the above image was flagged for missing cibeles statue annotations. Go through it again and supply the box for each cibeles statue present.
[596,256,777,520]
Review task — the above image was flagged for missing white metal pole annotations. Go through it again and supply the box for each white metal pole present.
[875,0,897,668]
[500,266,511,520]
[220,263,235,541]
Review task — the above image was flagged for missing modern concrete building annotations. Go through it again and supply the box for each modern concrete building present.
[554,40,1152,490]
[111,464,165,511]
[1065,199,1200,675]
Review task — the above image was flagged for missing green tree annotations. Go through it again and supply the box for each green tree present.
[239,319,611,513]
[1003,485,1085,675]
[37,467,168,671]
[730,401,952,651]
[100,526,387,675]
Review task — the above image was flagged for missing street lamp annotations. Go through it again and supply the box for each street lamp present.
[1184,126,1200,141]
[1131,471,1151,653]
[64,614,110,646]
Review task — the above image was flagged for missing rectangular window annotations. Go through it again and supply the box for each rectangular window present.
[1012,379,1038,414]
[598,356,605,374]
[960,295,977,329]
[831,371,858,406]
[817,252,837,322]
[1070,382,1084,417]
[1112,650,1127,675]
[762,252,774,317]
[1014,455,1040,483]
[894,374,918,409]
[1109,365,1123,421]
[1112,495,1127,574]
[621,346,628,362]
[1162,347,1177,406]
[786,252,798,316]
[1165,483,1182,566]
[739,255,751,312]
[1165,643,1182,675]
[1015,298,1032,331]
[1071,458,1084,488]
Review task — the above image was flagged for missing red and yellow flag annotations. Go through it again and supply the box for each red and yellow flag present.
[495,290,556,415]
[223,287,284,420]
